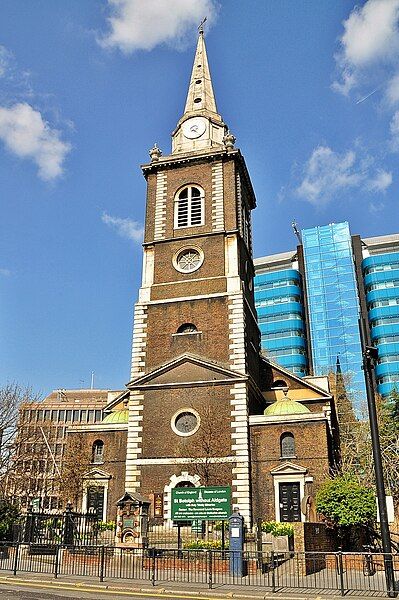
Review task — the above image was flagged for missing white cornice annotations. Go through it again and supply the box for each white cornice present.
[249,413,327,426]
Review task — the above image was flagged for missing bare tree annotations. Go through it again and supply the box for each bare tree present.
[57,433,91,509]
[0,383,42,498]
[179,404,232,486]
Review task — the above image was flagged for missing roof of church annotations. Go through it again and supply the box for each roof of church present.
[102,409,129,424]
[264,397,311,417]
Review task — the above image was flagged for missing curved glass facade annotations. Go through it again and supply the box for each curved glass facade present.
[363,251,399,397]
[254,269,309,376]
[302,222,366,401]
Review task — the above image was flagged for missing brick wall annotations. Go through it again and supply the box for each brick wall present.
[250,420,331,521]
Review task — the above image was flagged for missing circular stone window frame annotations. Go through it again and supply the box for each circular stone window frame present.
[171,408,201,437]
[172,245,204,274]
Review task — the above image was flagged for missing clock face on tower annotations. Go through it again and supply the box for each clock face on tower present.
[182,117,207,139]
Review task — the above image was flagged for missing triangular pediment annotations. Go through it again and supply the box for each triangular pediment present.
[261,356,332,402]
[83,468,112,480]
[104,389,129,412]
[127,354,247,390]
[270,461,307,476]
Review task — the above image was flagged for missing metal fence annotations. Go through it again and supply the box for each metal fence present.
[0,542,397,595]
[147,519,230,549]
[13,510,114,547]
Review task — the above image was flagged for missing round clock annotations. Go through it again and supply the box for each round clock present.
[182,117,207,139]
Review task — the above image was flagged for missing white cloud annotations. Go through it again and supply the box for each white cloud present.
[296,145,393,206]
[102,212,143,243]
[0,268,11,277]
[0,103,71,181]
[333,0,399,98]
[340,0,399,67]
[0,46,11,77]
[390,110,399,150]
[99,0,219,53]
[386,72,399,105]
[365,168,392,192]
[331,69,357,97]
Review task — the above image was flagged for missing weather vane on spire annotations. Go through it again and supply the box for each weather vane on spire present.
[198,17,207,34]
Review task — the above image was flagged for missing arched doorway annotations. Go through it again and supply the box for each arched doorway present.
[163,471,200,520]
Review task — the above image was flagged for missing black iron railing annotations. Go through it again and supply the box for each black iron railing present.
[0,542,396,595]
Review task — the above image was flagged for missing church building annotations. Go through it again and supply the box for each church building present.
[14,28,339,527]
[123,26,339,526]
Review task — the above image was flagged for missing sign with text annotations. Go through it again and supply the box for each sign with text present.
[171,486,231,521]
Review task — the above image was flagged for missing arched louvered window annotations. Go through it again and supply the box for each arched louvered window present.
[280,432,295,458]
[92,440,104,464]
[176,323,198,334]
[174,186,204,228]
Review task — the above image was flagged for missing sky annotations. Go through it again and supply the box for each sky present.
[1,0,399,396]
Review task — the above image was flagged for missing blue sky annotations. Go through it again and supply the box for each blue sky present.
[1,0,399,395]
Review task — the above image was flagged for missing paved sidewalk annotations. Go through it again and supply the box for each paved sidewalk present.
[0,571,389,600]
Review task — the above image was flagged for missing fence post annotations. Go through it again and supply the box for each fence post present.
[177,522,182,559]
[337,552,345,596]
[151,549,156,586]
[54,545,60,579]
[256,518,262,569]
[208,549,213,589]
[63,504,74,546]
[12,543,19,576]
[271,550,276,593]
[99,545,105,582]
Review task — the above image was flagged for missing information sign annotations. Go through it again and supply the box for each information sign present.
[171,486,231,521]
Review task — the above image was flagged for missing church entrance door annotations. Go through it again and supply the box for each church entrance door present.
[279,482,301,522]
[87,486,105,520]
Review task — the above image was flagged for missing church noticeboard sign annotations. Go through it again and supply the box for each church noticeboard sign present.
[171,486,231,521]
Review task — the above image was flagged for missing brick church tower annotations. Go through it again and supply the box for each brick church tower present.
[125,27,263,524]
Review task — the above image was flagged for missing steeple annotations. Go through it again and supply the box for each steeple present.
[171,25,229,155]
[183,25,218,117]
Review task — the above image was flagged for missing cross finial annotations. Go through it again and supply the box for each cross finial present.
[198,17,207,34]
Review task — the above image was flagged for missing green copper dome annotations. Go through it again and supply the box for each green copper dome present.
[264,398,311,417]
[102,409,129,424]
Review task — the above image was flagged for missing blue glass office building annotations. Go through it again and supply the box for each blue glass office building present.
[254,264,308,376]
[363,250,399,397]
[302,222,366,397]
[254,224,399,399]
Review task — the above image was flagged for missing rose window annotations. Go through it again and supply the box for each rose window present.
[175,249,202,273]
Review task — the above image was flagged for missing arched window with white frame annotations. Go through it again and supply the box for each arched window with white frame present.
[174,185,204,229]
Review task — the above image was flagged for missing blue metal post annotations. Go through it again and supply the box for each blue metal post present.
[229,508,244,577]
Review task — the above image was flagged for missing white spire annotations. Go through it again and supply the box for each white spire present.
[172,26,229,155]
[183,26,218,117]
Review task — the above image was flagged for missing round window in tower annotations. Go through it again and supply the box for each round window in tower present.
[173,247,204,274]
[171,409,200,437]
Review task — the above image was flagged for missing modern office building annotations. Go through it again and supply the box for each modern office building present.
[254,223,399,400]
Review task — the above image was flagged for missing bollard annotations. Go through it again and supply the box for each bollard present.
[12,543,19,576]
[271,550,276,593]
[99,545,105,582]
[54,545,60,579]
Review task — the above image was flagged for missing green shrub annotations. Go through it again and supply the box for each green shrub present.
[96,520,116,532]
[213,521,229,531]
[316,475,376,527]
[260,521,294,537]
[0,500,20,538]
